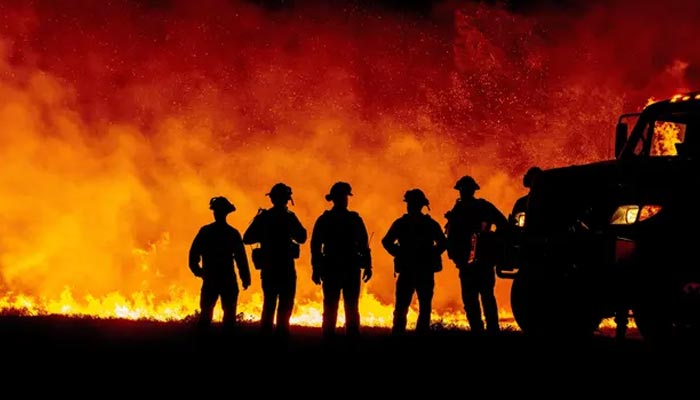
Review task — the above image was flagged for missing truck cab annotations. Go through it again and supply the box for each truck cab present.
[498,91,699,342]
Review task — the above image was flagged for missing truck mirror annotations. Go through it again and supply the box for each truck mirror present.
[615,122,628,158]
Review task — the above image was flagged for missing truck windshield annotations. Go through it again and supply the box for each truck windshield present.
[631,111,694,157]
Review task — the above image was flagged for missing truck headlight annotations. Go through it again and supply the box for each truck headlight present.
[610,205,662,225]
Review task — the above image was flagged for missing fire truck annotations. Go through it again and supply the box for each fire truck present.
[497,91,699,342]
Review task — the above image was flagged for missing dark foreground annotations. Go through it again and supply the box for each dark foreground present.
[1,315,698,394]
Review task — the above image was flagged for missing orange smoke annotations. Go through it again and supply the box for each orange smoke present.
[0,0,697,328]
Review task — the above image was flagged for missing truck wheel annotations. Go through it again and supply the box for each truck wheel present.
[512,271,601,339]
[511,272,550,337]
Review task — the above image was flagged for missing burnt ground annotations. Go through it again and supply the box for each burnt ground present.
[0,315,697,396]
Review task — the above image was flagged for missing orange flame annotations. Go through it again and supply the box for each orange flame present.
[651,122,685,156]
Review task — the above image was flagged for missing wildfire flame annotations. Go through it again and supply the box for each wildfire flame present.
[0,285,515,330]
[652,121,685,156]
[0,0,697,331]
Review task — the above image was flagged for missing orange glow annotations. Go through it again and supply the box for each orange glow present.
[652,122,685,156]
[0,287,517,330]
[0,0,697,330]
[639,205,662,222]
[599,317,638,331]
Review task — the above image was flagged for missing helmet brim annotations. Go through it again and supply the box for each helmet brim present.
[325,192,352,201]
[454,184,480,190]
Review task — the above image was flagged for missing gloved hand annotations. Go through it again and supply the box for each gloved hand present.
[362,268,372,283]
[312,270,322,285]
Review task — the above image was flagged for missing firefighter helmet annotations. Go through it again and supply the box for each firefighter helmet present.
[325,181,353,201]
[209,196,236,214]
[403,188,430,207]
[266,183,293,201]
[454,175,480,191]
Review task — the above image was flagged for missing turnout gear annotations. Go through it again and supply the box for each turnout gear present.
[445,183,507,333]
[382,194,447,334]
[243,184,307,336]
[312,182,371,338]
[189,196,250,333]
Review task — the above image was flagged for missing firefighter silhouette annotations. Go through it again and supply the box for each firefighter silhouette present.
[445,176,508,333]
[509,166,542,227]
[310,181,372,339]
[188,196,251,334]
[243,183,307,337]
[382,189,447,334]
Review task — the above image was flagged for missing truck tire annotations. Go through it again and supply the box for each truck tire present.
[511,271,548,337]
[512,270,601,340]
